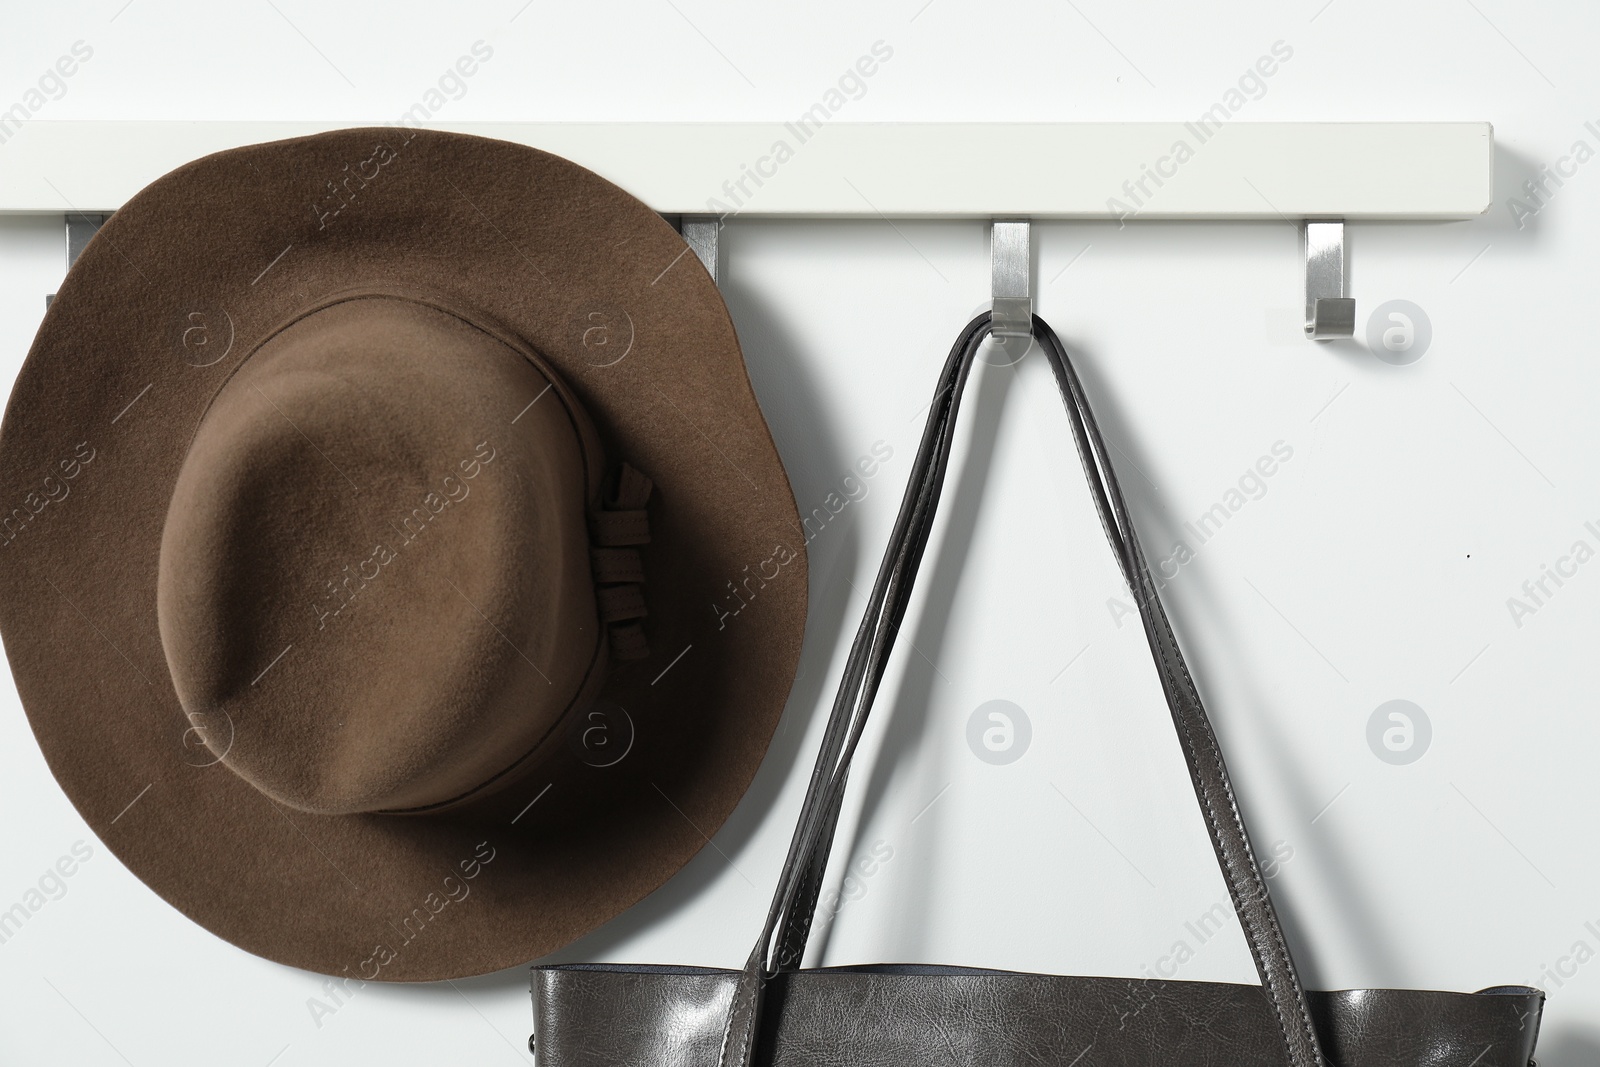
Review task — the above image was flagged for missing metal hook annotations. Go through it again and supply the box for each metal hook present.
[1303,220,1354,340]
[990,219,1032,355]
[46,212,106,309]
[680,215,720,285]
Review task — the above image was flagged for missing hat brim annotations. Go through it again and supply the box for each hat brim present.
[0,128,807,980]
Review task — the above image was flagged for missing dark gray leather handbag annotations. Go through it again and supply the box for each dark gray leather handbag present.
[531,314,1545,1066]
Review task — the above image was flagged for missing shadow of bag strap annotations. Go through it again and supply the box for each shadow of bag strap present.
[721,314,1328,1067]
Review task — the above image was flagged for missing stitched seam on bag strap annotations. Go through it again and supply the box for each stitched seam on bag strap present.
[715,974,758,1067]
[713,986,740,1067]
[1149,577,1317,1061]
[1149,592,1318,1066]
[775,873,810,967]
[778,806,842,968]
[1124,530,1314,1064]
[777,855,826,968]
[1163,647,1304,1063]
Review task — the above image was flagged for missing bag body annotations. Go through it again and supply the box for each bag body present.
[531,315,1544,1067]
[532,964,1543,1066]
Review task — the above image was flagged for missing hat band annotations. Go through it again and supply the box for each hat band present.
[590,462,653,660]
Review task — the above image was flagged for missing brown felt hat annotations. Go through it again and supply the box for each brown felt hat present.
[0,128,807,980]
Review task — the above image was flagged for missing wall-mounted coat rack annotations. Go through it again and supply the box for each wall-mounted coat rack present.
[1,121,1493,341]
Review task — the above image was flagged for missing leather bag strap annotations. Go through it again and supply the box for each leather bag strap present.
[718,314,1328,1067]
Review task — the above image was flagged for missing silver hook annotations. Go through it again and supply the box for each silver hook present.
[46,213,106,309]
[681,216,720,285]
[1303,220,1354,340]
[990,219,1032,357]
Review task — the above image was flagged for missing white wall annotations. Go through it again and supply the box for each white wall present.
[1,1,1595,1063]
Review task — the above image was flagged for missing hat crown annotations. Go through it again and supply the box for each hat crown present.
[156,294,606,814]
